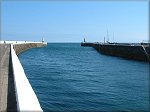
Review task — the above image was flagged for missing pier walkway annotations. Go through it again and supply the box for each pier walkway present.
[0,44,10,111]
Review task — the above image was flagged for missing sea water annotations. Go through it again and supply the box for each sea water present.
[19,43,149,111]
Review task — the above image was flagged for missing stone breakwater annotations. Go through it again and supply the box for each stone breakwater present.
[13,43,47,55]
[81,42,150,62]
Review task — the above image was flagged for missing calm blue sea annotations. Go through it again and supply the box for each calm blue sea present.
[19,43,149,112]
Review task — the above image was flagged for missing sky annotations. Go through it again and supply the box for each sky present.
[1,1,149,43]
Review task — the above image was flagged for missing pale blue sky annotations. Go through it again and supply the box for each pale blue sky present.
[1,1,149,43]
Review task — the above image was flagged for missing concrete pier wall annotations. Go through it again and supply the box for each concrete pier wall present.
[10,42,47,111]
[93,44,149,62]
[13,43,47,55]
[10,44,43,111]
[81,42,150,62]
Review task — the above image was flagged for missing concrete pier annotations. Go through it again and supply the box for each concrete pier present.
[81,42,150,62]
[0,41,47,111]
[14,43,47,55]
[0,44,10,111]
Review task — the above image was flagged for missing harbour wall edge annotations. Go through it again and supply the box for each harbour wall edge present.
[8,42,47,111]
[81,42,150,62]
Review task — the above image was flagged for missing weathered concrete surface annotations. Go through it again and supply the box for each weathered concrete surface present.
[13,43,47,55]
[93,44,150,62]
[81,42,150,62]
[0,44,10,111]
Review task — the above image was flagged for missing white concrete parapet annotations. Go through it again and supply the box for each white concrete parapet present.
[10,44,43,111]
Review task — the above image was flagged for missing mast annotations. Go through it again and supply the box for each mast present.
[107,30,109,42]
[113,32,114,43]
[104,36,105,44]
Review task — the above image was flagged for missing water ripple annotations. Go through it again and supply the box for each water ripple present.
[19,43,149,112]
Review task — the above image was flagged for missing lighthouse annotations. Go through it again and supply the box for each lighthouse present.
[84,38,86,43]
